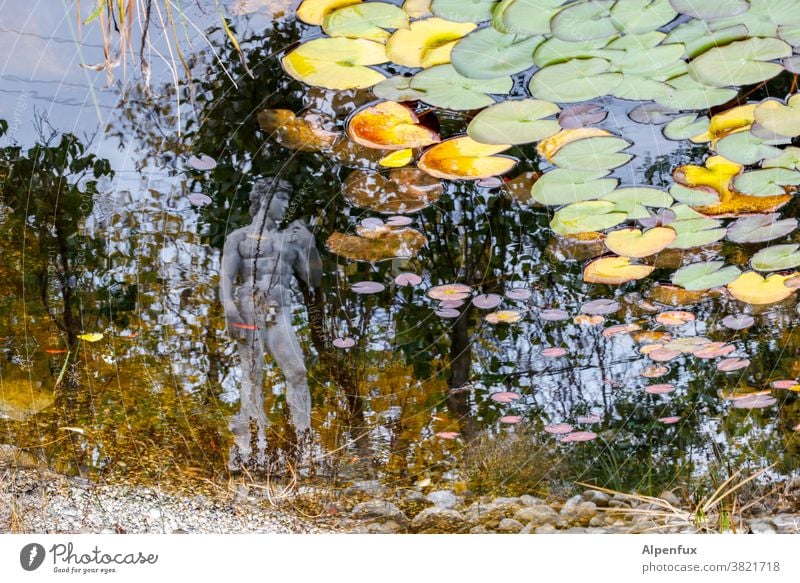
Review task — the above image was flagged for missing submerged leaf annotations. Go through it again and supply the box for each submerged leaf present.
[347,101,440,150]
[343,168,442,213]
[327,227,427,262]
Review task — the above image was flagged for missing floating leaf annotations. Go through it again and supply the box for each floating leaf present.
[655,74,737,111]
[733,168,800,197]
[395,272,423,286]
[379,149,414,167]
[297,0,362,24]
[528,58,622,103]
[664,19,749,58]
[771,379,799,390]
[668,184,720,207]
[343,168,442,213]
[721,314,755,330]
[750,244,800,271]
[551,201,627,236]
[500,415,523,424]
[645,383,676,394]
[436,308,461,318]
[327,227,427,262]
[732,394,777,408]
[467,99,560,146]
[347,101,439,150]
[78,333,104,343]
[727,271,797,304]
[544,422,574,434]
[485,310,524,324]
[351,281,386,294]
[539,308,570,321]
[560,431,598,442]
[583,256,655,285]
[630,103,678,125]
[605,227,676,258]
[655,310,695,326]
[602,323,641,337]
[602,187,673,220]
[431,0,498,22]
[282,38,387,90]
[451,27,543,79]
[323,3,409,42]
[531,169,617,206]
[428,283,472,300]
[658,416,681,424]
[576,414,602,423]
[580,299,620,315]
[717,357,750,372]
[687,37,791,88]
[409,65,513,110]
[550,0,675,41]
[490,391,522,403]
[663,114,709,142]
[473,294,503,309]
[188,154,217,171]
[333,337,356,349]
[541,347,567,357]
[386,17,476,68]
[372,76,427,101]
[671,261,741,290]
[188,193,212,206]
[418,136,515,180]
[668,0,748,20]
[506,288,532,300]
[575,314,605,325]
[762,147,800,170]
[715,132,784,166]
[551,136,632,172]
[258,109,339,152]
[559,103,607,129]
[435,431,459,439]
[403,0,432,17]
[726,213,798,243]
[493,0,569,36]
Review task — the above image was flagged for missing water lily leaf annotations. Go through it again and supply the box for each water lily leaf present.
[608,0,677,35]
[537,127,611,159]
[467,99,560,145]
[688,37,791,88]
[607,31,666,50]
[664,20,749,58]
[549,0,619,41]
[715,131,785,165]
[610,76,675,101]
[409,65,513,110]
[533,37,619,68]
[327,227,427,262]
[712,0,800,38]
[528,58,622,103]
[257,109,340,152]
[343,168,442,213]
[600,187,673,219]
[298,0,362,25]
[78,333,104,343]
[558,104,607,129]
[485,310,524,324]
[727,271,797,304]
[727,213,798,243]
[754,94,800,138]
[583,256,655,284]
[654,74,737,110]
[671,261,741,290]
[493,0,568,36]
[667,217,727,249]
[605,227,676,258]
[323,3,409,42]
[751,244,800,271]
[379,149,414,167]
[668,0,749,20]
[386,17,476,68]
[372,76,427,102]
[762,147,800,170]
[403,0,432,17]
[668,184,720,206]
[629,103,678,125]
[282,38,387,90]
[551,201,627,236]
[347,101,440,150]
[418,136,516,180]
[431,0,497,22]
[451,28,542,79]
[551,136,632,171]
[531,169,618,206]
[733,168,800,196]
[612,43,685,77]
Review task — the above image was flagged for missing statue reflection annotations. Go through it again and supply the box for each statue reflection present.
[219,178,322,469]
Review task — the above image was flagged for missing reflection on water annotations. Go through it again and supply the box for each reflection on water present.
[0,2,799,498]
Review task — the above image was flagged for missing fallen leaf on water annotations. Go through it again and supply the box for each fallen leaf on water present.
[347,101,440,150]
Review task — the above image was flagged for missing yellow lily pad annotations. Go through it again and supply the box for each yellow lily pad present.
[282,37,388,90]
[536,127,612,162]
[386,18,476,68]
[583,256,655,285]
[754,94,800,138]
[698,104,757,142]
[418,137,516,180]
[379,149,414,167]
[297,0,362,25]
[78,333,104,342]
[347,101,440,150]
[726,271,797,305]
[605,227,676,258]
[257,109,340,152]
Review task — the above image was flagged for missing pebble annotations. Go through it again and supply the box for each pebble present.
[496,518,524,533]
[426,490,458,509]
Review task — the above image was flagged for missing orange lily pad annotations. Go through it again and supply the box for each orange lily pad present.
[583,256,655,285]
[418,137,516,180]
[347,101,440,150]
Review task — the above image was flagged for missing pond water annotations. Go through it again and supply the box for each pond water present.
[2,0,800,498]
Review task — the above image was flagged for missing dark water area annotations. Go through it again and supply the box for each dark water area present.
[2,0,800,502]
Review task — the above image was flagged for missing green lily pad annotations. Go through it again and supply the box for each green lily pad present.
[733,168,800,196]
[551,201,627,236]
[715,132,786,165]
[493,0,568,36]
[372,76,428,102]
[668,0,749,20]
[672,261,741,290]
[754,95,800,138]
[669,184,720,206]
[762,147,800,170]
[687,37,791,88]
[613,44,685,76]
[611,77,675,101]
[751,244,800,271]
[431,0,498,22]
[654,74,737,110]
[664,20,749,58]
[549,0,618,41]
[451,28,543,79]
[529,58,622,103]
[601,187,674,219]
[551,136,632,171]
[531,169,618,206]
[467,99,561,145]
[533,37,619,67]
[607,31,666,50]
[663,114,709,141]
[409,65,513,110]
[609,0,678,35]
[323,3,410,41]
[667,214,727,248]
[727,213,798,243]
[712,0,800,38]
[779,24,800,47]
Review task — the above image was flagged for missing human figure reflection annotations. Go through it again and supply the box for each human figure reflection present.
[219,178,322,468]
